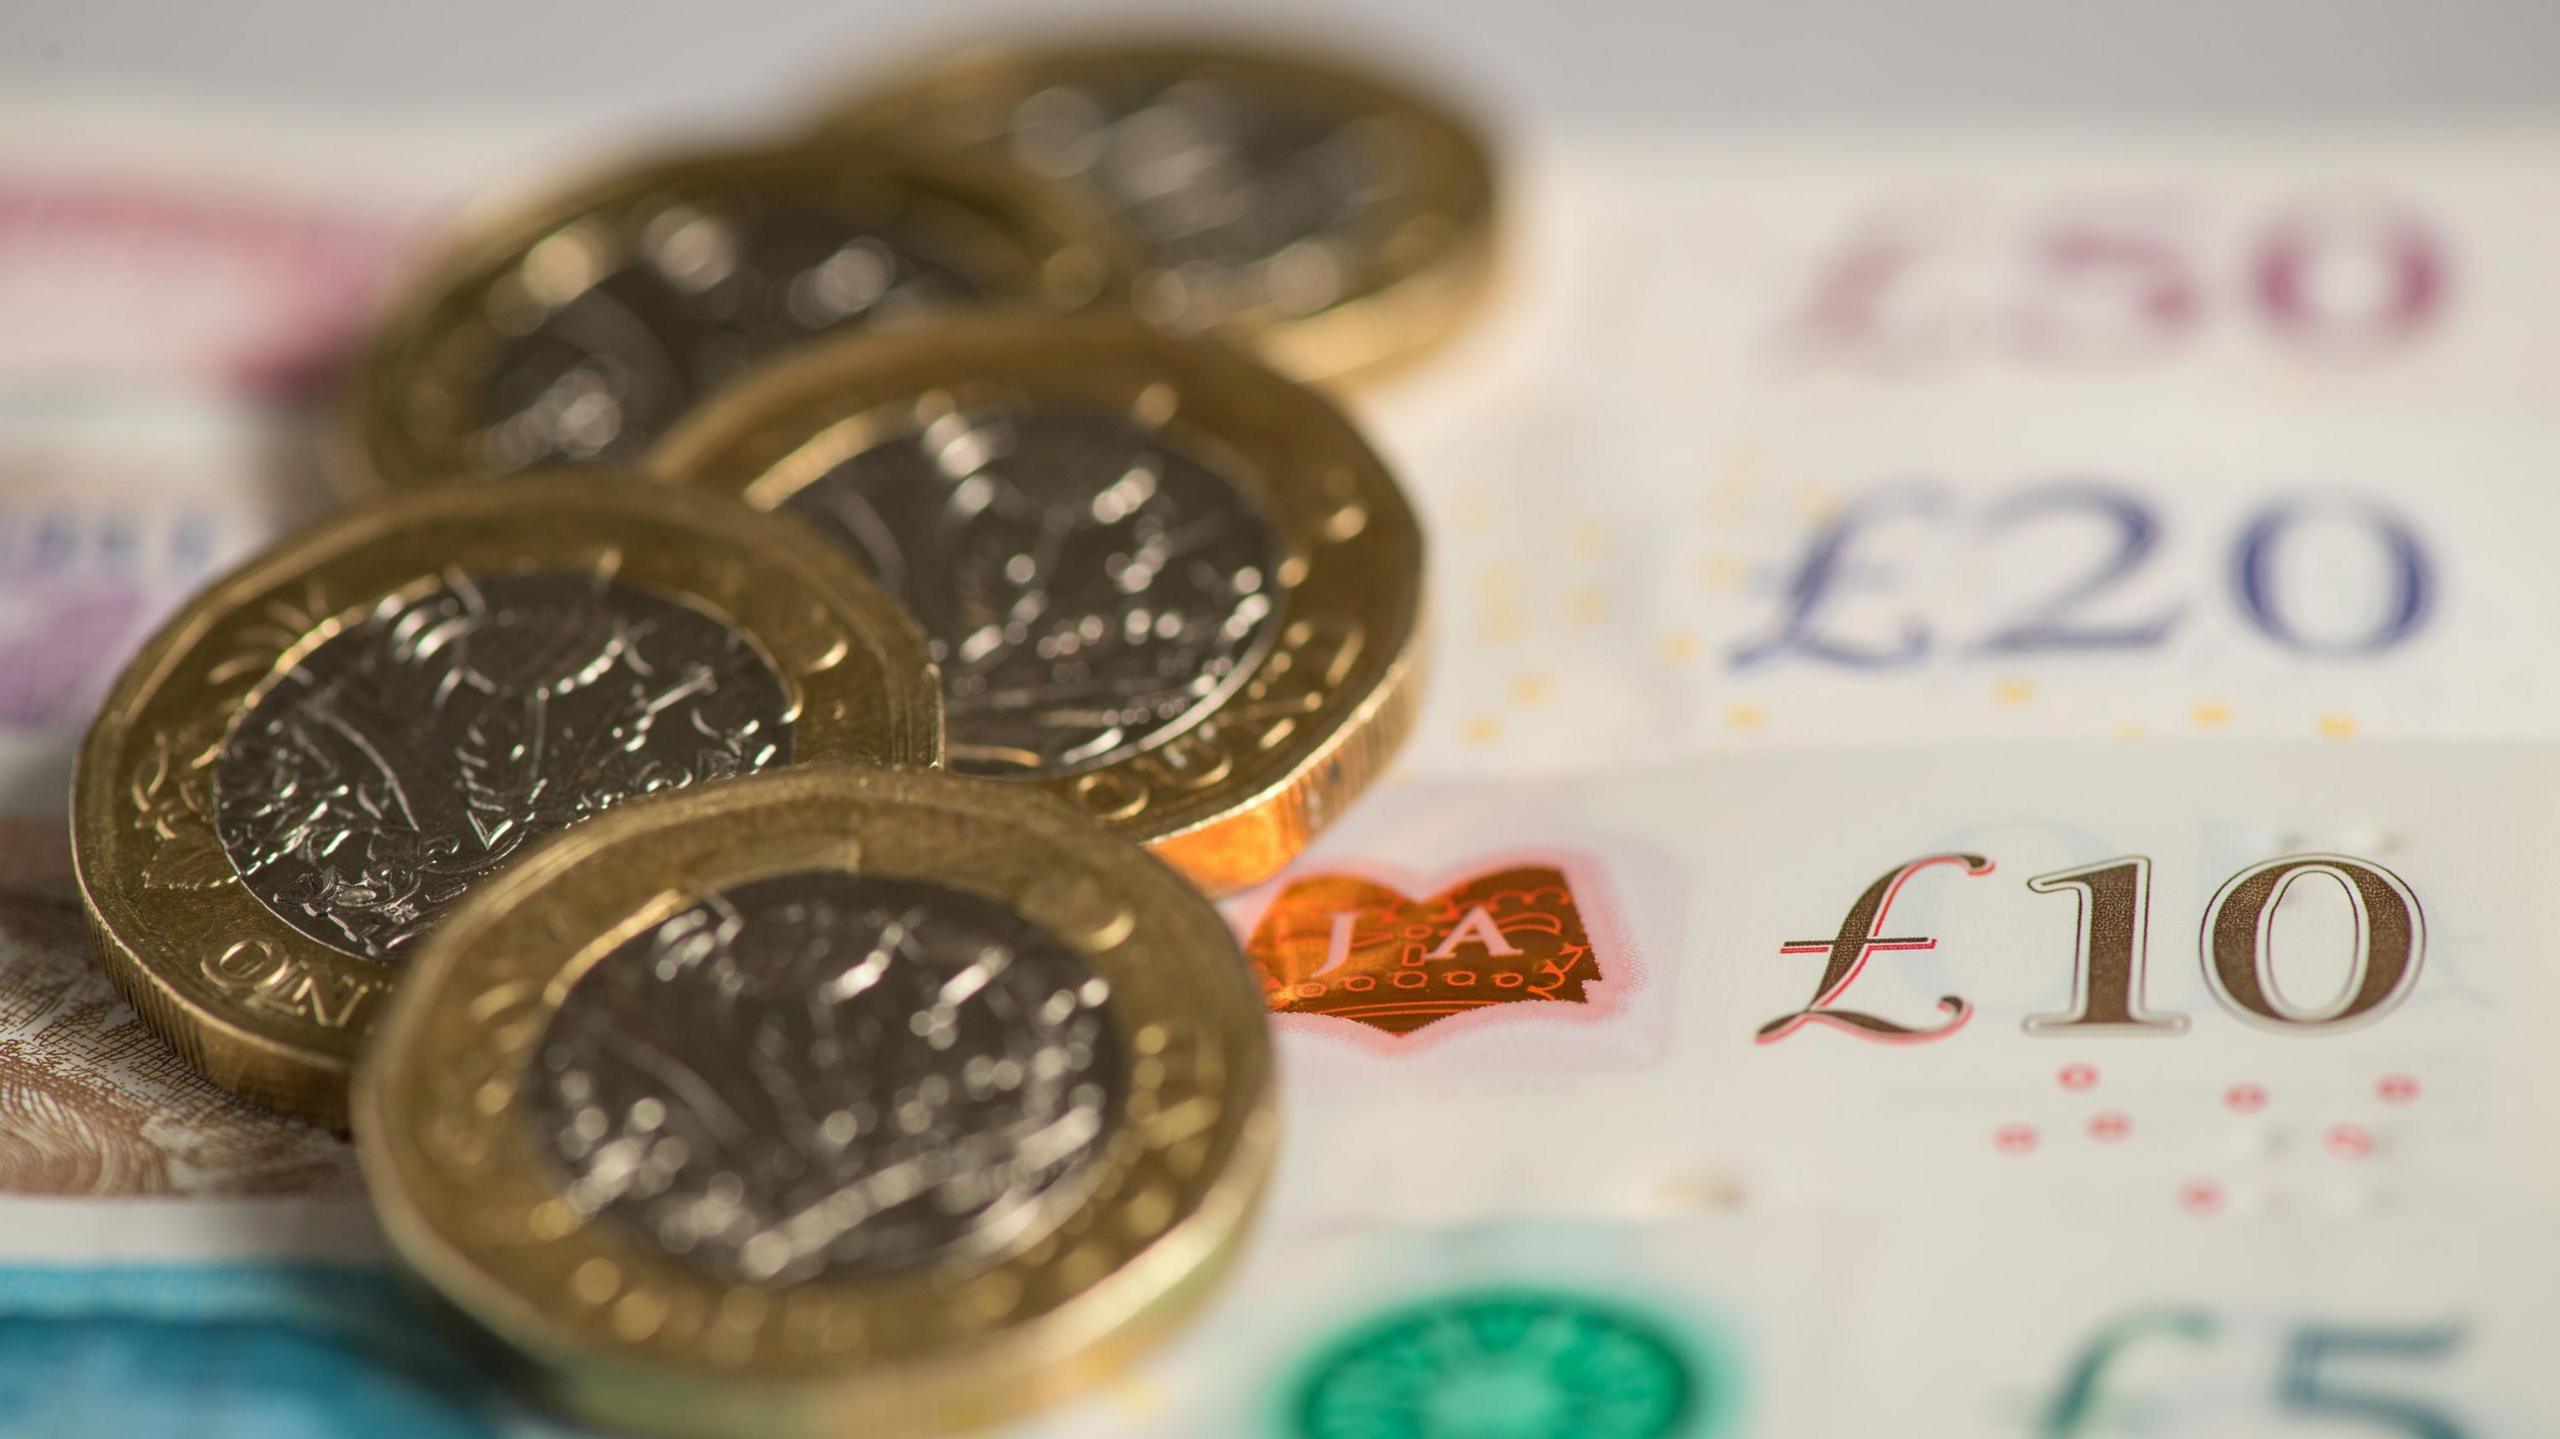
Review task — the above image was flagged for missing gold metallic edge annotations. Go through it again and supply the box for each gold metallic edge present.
[643,309,1426,891]
[816,32,1504,385]
[353,767,1277,1438]
[71,475,944,1126]
[1150,599,1429,893]
[338,140,1137,496]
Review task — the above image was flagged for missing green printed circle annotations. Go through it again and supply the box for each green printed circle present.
[1289,1287,1712,1439]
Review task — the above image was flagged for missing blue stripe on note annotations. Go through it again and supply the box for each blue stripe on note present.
[0,1263,519,1438]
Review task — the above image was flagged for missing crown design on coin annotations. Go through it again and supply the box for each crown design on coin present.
[1245,865,1598,1034]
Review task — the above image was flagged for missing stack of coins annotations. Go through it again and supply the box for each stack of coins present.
[67,31,1496,1439]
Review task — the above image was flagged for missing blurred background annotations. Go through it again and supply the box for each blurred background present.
[6,5,2560,1436]
[5,0,2557,871]
[10,0,2559,129]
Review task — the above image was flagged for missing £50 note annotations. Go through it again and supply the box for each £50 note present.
[1367,130,2560,773]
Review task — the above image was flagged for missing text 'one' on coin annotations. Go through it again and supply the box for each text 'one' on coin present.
[73,474,940,1124]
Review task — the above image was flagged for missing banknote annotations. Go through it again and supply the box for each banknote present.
[1396,413,2560,771]
[1014,1207,2559,1438]
[0,1260,578,1437]
[0,94,527,401]
[1391,130,2560,426]
[6,97,2560,1436]
[0,890,356,1195]
[0,98,495,892]
[1363,129,2560,774]
[1010,1216,1858,1439]
[1223,742,2560,1226]
[11,107,2560,828]
[1840,1211,2555,1437]
[6,735,2556,1423]
[0,1207,1848,1439]
[1190,741,2560,1435]
[0,1127,534,1435]
[0,399,340,892]
[2,1207,2543,1434]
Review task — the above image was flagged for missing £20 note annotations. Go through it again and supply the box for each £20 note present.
[1368,130,2560,773]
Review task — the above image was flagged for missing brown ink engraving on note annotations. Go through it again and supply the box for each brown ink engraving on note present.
[0,894,357,1195]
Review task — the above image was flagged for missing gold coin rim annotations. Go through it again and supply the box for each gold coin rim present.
[646,309,1426,893]
[340,141,1136,494]
[71,475,943,1126]
[818,34,1502,385]
[353,765,1277,1438]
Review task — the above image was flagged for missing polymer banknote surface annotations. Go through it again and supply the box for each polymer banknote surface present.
[1052,739,2560,1435]
[7,741,2555,1434]
[8,96,2560,1436]
[12,112,2560,873]
[1375,128,2560,771]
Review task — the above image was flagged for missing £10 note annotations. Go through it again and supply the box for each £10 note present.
[1225,742,2560,1226]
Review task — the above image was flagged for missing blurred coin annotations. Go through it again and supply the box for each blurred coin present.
[649,311,1426,892]
[346,146,1127,489]
[821,37,1499,384]
[72,476,941,1125]
[354,765,1276,1439]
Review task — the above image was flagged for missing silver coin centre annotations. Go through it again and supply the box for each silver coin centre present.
[476,204,993,472]
[1004,75,1412,323]
[522,870,1124,1288]
[783,403,1286,778]
[212,569,791,964]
